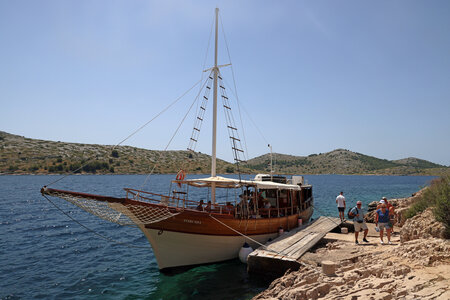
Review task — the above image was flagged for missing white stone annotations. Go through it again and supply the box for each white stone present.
[322,260,336,275]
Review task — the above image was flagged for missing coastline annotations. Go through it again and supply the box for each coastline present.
[252,190,450,300]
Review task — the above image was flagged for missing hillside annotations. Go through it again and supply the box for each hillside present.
[0,131,245,175]
[1,132,447,176]
[244,149,449,176]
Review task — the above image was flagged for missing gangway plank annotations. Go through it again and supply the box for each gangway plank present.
[247,216,342,276]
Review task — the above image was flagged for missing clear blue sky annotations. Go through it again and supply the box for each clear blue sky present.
[1,0,449,166]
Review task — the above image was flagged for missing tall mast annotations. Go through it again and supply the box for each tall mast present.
[211,7,219,203]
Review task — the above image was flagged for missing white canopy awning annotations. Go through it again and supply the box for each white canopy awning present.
[173,176,301,190]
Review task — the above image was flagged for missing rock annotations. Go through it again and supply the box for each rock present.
[252,188,450,300]
[341,227,349,234]
[400,208,446,242]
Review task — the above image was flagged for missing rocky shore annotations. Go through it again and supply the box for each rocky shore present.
[253,191,449,300]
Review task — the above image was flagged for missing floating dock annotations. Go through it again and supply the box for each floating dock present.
[247,216,342,277]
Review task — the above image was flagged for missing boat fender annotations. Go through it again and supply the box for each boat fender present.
[278,226,284,236]
[176,170,186,181]
[176,170,186,188]
[238,242,253,264]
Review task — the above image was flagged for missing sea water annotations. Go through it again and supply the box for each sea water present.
[0,174,435,299]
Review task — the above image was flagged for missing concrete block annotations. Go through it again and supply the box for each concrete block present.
[322,260,336,275]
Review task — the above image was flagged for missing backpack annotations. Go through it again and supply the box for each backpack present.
[347,207,357,219]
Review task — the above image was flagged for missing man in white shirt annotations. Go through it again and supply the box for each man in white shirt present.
[336,191,346,222]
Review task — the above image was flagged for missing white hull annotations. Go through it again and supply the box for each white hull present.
[139,226,278,270]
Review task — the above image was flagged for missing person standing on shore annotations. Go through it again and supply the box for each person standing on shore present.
[377,197,396,233]
[349,201,369,244]
[383,197,396,233]
[375,203,392,244]
[336,191,346,222]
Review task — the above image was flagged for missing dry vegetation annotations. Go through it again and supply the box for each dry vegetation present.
[244,149,448,176]
[0,131,243,175]
[1,131,448,176]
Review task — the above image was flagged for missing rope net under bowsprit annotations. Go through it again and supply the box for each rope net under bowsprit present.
[44,189,180,226]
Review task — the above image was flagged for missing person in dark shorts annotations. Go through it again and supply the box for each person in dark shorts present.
[336,191,346,222]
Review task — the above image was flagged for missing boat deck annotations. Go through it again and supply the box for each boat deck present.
[247,216,342,276]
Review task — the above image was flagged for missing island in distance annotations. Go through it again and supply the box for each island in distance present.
[1,131,448,176]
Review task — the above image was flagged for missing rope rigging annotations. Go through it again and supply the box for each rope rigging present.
[44,77,204,188]
[42,194,150,249]
[40,9,303,255]
[219,12,249,162]
[187,73,214,152]
[139,72,214,191]
[41,75,210,248]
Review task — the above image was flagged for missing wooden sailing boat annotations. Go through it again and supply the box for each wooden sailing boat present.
[41,8,314,271]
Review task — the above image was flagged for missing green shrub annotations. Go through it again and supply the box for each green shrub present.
[29,165,39,172]
[8,165,18,171]
[111,150,119,158]
[82,161,109,173]
[431,175,450,238]
[405,175,450,238]
[404,196,430,219]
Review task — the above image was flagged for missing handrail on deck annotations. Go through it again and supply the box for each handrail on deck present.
[123,187,233,215]
[122,188,312,218]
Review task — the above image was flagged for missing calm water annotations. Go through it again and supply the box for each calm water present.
[0,174,435,299]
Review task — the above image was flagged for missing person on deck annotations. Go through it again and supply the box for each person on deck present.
[349,201,369,244]
[224,202,234,215]
[205,201,212,212]
[336,191,346,222]
[196,200,204,211]
[375,203,392,244]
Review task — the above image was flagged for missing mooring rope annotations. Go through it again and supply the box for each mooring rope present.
[42,194,149,249]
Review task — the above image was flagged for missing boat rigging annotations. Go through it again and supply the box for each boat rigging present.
[41,8,314,272]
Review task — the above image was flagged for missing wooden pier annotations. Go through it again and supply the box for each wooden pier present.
[247,216,342,277]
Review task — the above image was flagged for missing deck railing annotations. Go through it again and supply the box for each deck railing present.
[124,188,233,214]
[124,188,312,218]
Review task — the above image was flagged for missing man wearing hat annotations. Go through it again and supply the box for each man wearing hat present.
[349,201,369,244]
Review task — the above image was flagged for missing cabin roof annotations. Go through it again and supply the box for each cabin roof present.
[173,176,301,190]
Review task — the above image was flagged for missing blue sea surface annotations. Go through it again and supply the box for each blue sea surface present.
[0,174,435,299]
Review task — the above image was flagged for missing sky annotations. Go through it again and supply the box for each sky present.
[1,0,449,166]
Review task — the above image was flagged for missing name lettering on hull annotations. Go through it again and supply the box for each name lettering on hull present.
[183,219,202,225]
